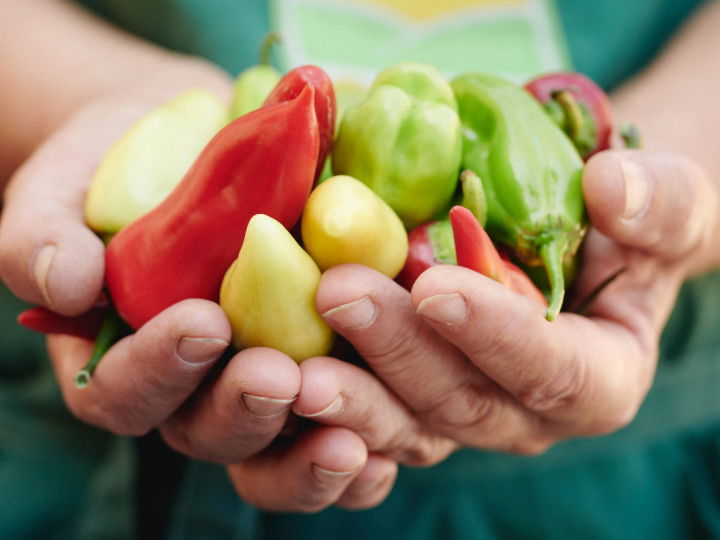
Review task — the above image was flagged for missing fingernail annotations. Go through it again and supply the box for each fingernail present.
[621,159,649,220]
[295,395,344,418]
[321,296,376,329]
[32,244,56,305]
[176,337,228,364]
[241,393,296,417]
[312,464,357,484]
[416,293,467,325]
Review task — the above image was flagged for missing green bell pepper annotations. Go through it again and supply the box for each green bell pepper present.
[450,73,586,321]
[332,62,462,228]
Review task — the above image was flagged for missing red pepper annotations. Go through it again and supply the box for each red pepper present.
[105,85,320,330]
[17,303,108,340]
[264,65,336,179]
[396,220,454,290]
[449,206,547,306]
[524,71,613,159]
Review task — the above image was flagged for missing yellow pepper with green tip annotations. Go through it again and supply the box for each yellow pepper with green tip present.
[229,65,281,119]
[301,175,408,278]
[84,88,228,234]
[229,33,282,119]
[332,62,462,229]
[219,214,334,363]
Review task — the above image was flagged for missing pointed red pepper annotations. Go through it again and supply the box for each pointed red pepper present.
[449,206,547,306]
[105,84,320,330]
[263,65,336,179]
[17,303,108,340]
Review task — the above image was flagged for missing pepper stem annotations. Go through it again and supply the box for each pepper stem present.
[74,310,126,388]
[259,32,281,66]
[551,89,584,141]
[539,237,567,321]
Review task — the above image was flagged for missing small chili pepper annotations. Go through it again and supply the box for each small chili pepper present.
[220,214,334,362]
[451,73,586,320]
[17,302,109,340]
[524,71,613,160]
[263,65,336,180]
[449,206,547,306]
[332,62,462,228]
[229,32,282,119]
[105,85,320,330]
[301,175,408,278]
[84,88,228,234]
[396,170,485,289]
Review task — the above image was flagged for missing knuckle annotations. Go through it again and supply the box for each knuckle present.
[392,433,455,467]
[419,382,497,436]
[361,324,422,372]
[516,356,588,413]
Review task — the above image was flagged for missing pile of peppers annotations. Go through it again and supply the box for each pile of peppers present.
[18,58,624,384]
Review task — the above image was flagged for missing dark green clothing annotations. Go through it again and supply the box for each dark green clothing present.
[1,1,716,538]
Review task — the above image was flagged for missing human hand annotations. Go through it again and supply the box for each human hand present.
[292,149,719,471]
[0,63,395,512]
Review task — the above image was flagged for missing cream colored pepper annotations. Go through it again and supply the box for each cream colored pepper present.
[302,175,408,278]
[84,88,228,234]
[220,214,334,363]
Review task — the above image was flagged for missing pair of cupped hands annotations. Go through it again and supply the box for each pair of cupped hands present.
[0,66,717,513]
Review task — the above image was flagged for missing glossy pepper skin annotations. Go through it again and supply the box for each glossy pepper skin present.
[301,175,408,278]
[220,214,334,362]
[396,170,485,289]
[450,73,586,320]
[105,86,320,330]
[264,65,336,180]
[524,71,613,160]
[332,62,462,228]
[84,88,228,234]
[449,206,547,306]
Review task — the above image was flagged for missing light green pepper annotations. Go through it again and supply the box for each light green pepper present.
[332,62,462,228]
[450,73,586,320]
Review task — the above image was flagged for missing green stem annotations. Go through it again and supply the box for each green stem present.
[539,237,567,321]
[259,32,282,66]
[75,310,125,388]
[552,89,584,141]
[620,123,642,149]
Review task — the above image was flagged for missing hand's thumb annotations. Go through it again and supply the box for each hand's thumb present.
[583,149,717,264]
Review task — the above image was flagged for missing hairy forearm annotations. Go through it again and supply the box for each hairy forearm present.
[611,0,720,274]
[0,0,230,185]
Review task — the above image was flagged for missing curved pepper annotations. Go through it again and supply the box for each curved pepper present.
[105,85,320,330]
[301,175,408,278]
[264,65,336,180]
[220,214,334,362]
[84,88,228,234]
[332,62,462,228]
[450,73,586,320]
[449,206,547,306]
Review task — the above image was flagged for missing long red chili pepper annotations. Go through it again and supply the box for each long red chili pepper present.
[105,84,320,330]
[264,65,336,179]
[449,206,547,306]
[17,303,108,340]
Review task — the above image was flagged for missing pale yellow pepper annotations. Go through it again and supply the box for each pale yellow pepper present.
[302,175,408,278]
[220,214,334,362]
[84,88,228,234]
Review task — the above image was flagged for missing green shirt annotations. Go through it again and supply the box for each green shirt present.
[1,1,715,538]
